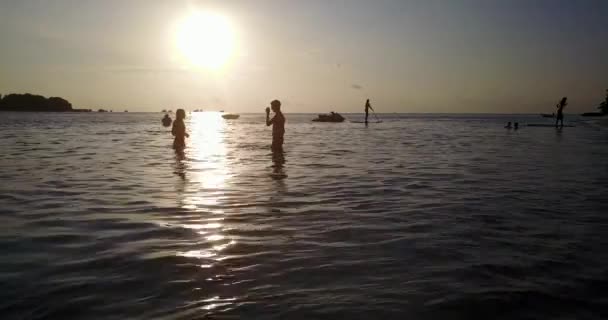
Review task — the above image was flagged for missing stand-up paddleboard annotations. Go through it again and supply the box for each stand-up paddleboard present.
[351,120,382,123]
[527,124,574,127]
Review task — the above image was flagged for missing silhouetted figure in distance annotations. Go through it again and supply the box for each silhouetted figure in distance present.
[172,109,189,151]
[514,122,519,130]
[556,97,567,128]
[505,121,512,129]
[162,114,172,127]
[266,100,285,151]
[365,99,374,124]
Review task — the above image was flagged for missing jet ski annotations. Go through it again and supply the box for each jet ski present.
[312,112,345,122]
[221,114,240,119]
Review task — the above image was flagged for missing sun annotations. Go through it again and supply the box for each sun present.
[175,11,235,70]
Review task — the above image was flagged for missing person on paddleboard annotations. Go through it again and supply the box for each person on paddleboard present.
[365,99,374,124]
[266,100,285,151]
[556,97,567,128]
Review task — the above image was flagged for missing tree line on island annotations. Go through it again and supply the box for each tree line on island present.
[580,89,608,117]
[0,93,113,112]
[0,93,74,112]
[598,89,608,115]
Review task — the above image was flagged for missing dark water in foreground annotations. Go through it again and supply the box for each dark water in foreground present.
[1,112,607,319]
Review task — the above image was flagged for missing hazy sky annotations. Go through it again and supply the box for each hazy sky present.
[1,0,607,113]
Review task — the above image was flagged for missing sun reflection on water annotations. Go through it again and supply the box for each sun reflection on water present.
[177,112,235,256]
[201,296,237,311]
[171,112,237,311]
[190,112,230,189]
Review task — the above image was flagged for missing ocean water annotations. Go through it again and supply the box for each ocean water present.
[1,112,607,319]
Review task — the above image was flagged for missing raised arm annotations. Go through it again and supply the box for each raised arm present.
[266,107,273,126]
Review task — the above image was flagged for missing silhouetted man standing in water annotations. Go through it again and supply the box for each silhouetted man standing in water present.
[556,97,567,128]
[266,100,285,151]
[365,99,374,124]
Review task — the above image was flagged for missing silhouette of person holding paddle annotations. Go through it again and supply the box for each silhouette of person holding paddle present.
[365,99,374,124]
[556,97,567,128]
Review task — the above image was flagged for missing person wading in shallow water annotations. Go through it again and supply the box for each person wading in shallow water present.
[162,114,172,127]
[266,100,285,151]
[171,109,189,151]
[556,96,567,128]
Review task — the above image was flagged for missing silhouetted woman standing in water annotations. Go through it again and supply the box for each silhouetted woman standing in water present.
[172,109,189,150]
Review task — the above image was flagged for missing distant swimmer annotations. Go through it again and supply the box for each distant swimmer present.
[514,122,519,130]
[365,99,374,124]
[171,109,189,150]
[505,121,512,129]
[266,100,285,151]
[162,114,172,127]
[556,97,567,128]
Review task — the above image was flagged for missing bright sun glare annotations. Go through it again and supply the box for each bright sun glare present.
[175,11,235,70]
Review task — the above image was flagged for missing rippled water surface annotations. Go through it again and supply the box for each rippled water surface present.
[1,112,607,319]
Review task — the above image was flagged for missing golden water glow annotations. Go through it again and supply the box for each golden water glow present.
[167,113,238,312]
[175,112,235,266]
[189,112,229,191]
[174,11,236,70]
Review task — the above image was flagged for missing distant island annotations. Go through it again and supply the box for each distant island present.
[597,89,608,115]
[0,93,91,112]
[581,88,608,117]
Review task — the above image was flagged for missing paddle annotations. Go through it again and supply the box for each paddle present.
[371,108,382,123]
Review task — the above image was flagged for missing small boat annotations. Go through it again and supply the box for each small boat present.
[222,114,240,119]
[540,113,555,118]
[312,112,345,122]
